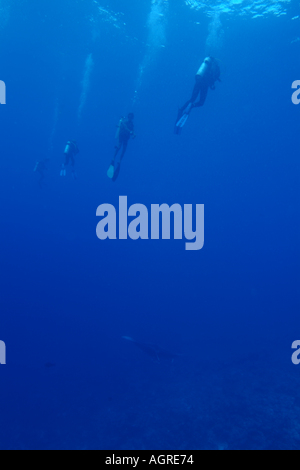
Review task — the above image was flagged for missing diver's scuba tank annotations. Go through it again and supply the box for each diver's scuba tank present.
[64,141,78,155]
[197,57,212,77]
[64,142,71,154]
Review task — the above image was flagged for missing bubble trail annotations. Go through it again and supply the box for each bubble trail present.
[133,0,169,106]
[78,53,94,122]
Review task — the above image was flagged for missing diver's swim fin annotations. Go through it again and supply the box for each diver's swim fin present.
[112,163,121,182]
[175,103,193,132]
[176,113,189,129]
[107,164,115,179]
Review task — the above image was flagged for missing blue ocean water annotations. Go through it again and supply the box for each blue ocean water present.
[0,0,300,450]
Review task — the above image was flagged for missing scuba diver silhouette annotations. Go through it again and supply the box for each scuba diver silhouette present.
[107,113,136,182]
[175,57,221,134]
[34,158,50,188]
[60,140,79,179]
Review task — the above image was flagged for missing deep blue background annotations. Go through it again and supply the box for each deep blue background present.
[0,0,300,450]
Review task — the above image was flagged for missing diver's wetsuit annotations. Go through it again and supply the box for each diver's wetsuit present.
[109,115,135,182]
[115,119,134,161]
[181,74,210,111]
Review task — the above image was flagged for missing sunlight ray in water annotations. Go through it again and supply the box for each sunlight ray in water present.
[78,53,94,122]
